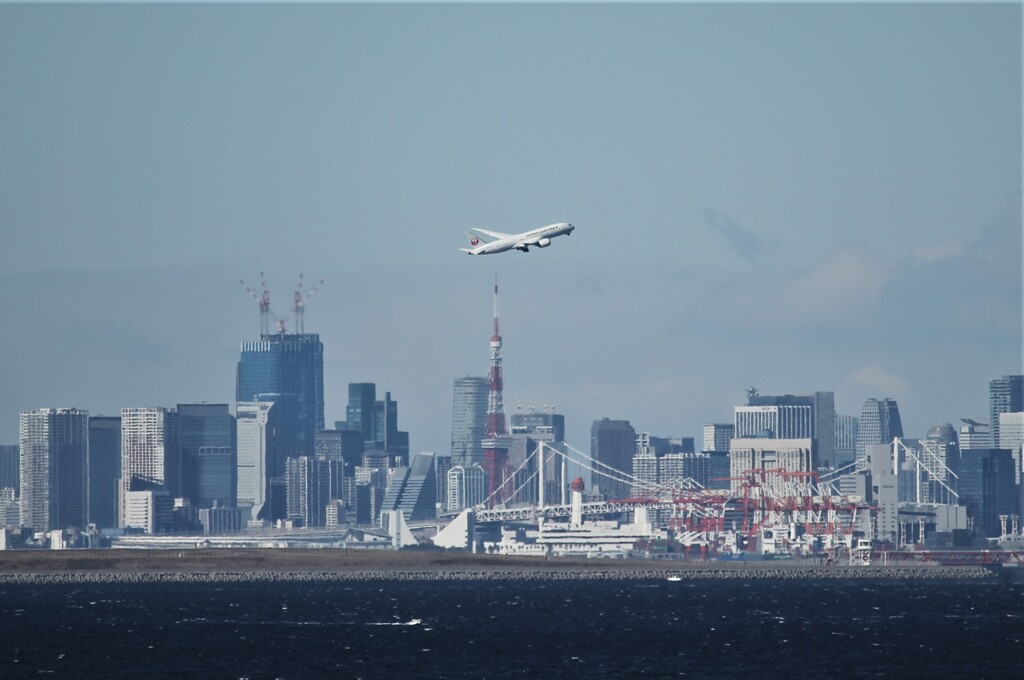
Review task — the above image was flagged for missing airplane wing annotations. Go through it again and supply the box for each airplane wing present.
[470,227,514,241]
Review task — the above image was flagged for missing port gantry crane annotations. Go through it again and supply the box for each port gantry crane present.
[456,440,868,557]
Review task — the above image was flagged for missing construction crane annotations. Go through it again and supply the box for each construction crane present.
[293,273,324,335]
[240,274,271,338]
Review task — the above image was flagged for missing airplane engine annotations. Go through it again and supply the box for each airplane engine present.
[536,238,551,248]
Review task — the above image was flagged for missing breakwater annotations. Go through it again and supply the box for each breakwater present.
[0,564,997,584]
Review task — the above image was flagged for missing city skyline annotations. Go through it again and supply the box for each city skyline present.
[0,3,1019,456]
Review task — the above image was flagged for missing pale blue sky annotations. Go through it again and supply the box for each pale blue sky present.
[0,3,1020,453]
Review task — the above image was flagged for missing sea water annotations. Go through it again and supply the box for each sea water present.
[1,580,1021,678]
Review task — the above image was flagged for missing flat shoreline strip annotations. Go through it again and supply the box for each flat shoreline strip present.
[0,549,1004,583]
[0,566,998,584]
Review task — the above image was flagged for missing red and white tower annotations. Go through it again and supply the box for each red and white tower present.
[482,275,512,507]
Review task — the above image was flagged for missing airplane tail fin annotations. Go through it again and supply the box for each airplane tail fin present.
[466,230,486,247]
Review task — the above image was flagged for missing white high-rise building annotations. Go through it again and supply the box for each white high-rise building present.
[989,375,1024,448]
[834,414,858,468]
[236,401,278,522]
[631,451,659,497]
[998,412,1024,451]
[447,464,486,512]
[702,424,734,452]
[728,438,814,493]
[998,412,1024,485]
[451,376,488,469]
[959,419,990,450]
[120,407,178,527]
[123,489,172,534]
[856,398,903,467]
[19,408,89,532]
[735,405,813,440]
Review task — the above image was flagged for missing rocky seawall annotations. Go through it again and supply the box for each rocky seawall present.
[0,565,998,584]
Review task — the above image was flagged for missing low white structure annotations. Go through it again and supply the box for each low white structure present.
[380,510,416,548]
[487,477,664,558]
[432,509,475,550]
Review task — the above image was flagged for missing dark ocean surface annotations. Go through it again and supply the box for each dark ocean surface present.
[1,579,1021,679]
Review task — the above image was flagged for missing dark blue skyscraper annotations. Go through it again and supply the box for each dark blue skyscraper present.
[0,444,18,494]
[87,416,120,529]
[591,418,637,501]
[177,404,236,508]
[958,448,1017,537]
[345,383,376,443]
[237,333,324,459]
[341,383,409,465]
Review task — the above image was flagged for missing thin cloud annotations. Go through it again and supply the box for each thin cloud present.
[847,363,909,398]
[688,242,894,330]
[910,240,965,264]
[703,209,765,263]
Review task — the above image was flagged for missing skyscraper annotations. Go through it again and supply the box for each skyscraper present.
[373,391,409,464]
[728,439,815,491]
[237,333,324,459]
[702,424,734,453]
[315,428,364,475]
[380,452,437,522]
[998,412,1024,486]
[0,444,18,494]
[19,408,89,531]
[340,384,409,463]
[631,447,659,498]
[447,464,486,512]
[120,407,179,527]
[590,418,636,501]
[958,448,1017,537]
[510,410,566,506]
[834,414,858,468]
[738,391,835,468]
[989,375,1024,448]
[177,403,236,508]
[434,454,452,512]
[734,405,813,439]
[88,416,120,529]
[236,401,280,522]
[451,376,488,469]
[856,398,904,467]
[959,419,990,450]
[286,455,334,527]
[345,383,377,444]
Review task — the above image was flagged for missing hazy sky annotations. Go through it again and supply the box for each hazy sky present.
[0,3,1020,455]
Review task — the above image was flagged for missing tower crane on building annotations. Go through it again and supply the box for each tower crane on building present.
[240,275,272,338]
[293,273,324,335]
[240,273,291,337]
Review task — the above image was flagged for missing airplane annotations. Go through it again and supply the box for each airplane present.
[459,222,575,255]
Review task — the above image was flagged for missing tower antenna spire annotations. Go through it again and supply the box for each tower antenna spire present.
[483,272,511,507]
[493,271,500,337]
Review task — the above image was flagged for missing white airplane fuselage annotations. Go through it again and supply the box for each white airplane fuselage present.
[461,222,575,255]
